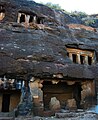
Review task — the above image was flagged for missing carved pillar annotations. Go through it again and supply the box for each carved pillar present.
[25,15,30,25]
[0,12,5,21]
[29,78,44,115]
[30,80,43,103]
[84,55,88,65]
[23,15,30,28]
[77,54,81,64]
[91,57,94,64]
[69,53,73,61]
[33,16,37,23]
[17,13,21,23]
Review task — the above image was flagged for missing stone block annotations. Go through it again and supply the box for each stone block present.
[66,99,77,109]
[49,97,61,111]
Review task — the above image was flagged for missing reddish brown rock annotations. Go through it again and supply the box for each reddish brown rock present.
[66,99,77,109]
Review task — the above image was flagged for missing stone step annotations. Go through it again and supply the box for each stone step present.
[55,112,75,118]
[0,117,14,120]
[15,117,33,120]
[0,113,15,117]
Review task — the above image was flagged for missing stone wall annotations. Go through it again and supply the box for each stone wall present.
[81,80,95,108]
[9,92,21,111]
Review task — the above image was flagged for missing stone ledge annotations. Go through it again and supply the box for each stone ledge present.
[0,117,14,120]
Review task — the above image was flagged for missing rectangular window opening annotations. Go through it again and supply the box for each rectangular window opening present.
[88,56,92,65]
[29,16,33,23]
[67,52,69,57]
[37,17,41,24]
[66,48,95,65]
[20,14,25,23]
[72,54,77,63]
[80,55,85,64]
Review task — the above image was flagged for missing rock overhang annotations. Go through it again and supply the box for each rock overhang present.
[0,0,98,80]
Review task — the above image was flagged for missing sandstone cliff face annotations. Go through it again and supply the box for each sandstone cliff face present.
[0,0,98,80]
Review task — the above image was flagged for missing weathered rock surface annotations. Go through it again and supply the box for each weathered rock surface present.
[0,0,98,81]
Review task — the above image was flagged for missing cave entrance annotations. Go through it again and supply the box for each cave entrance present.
[30,78,96,116]
[73,82,82,108]
[42,80,83,110]
[43,81,81,110]
[2,94,10,112]
[20,14,25,23]
[0,90,21,112]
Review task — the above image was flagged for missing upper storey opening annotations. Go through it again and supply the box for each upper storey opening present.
[66,48,95,65]
[17,11,44,25]
[0,5,5,21]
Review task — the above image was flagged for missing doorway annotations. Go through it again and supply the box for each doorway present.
[73,82,82,108]
[2,94,10,112]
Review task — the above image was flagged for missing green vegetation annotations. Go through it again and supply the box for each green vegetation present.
[45,2,62,10]
[84,19,95,26]
[40,2,70,14]
[40,2,62,10]
[70,11,87,18]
